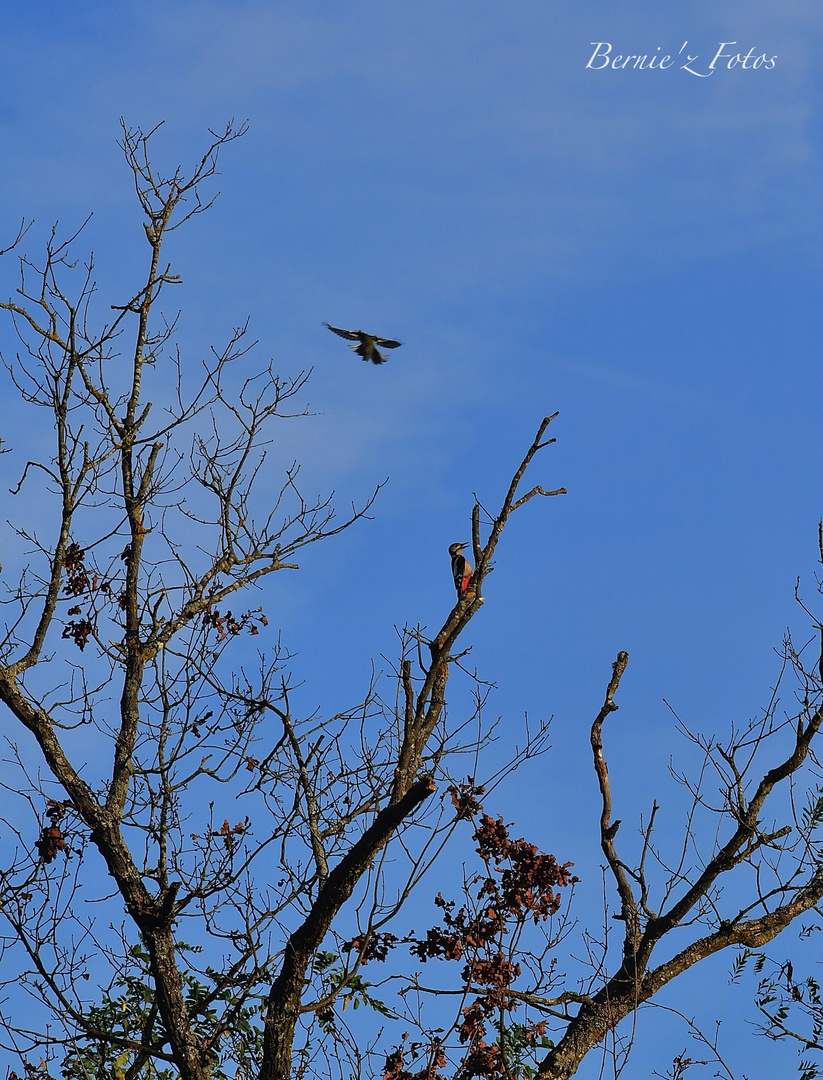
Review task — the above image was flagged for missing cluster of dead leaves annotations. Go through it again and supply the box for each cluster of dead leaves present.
[35,800,72,864]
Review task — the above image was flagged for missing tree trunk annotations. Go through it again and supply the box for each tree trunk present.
[144,926,211,1080]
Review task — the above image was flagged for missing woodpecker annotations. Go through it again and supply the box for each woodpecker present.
[448,542,473,598]
[324,323,403,365]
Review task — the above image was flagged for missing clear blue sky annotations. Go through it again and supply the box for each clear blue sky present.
[0,2,821,1075]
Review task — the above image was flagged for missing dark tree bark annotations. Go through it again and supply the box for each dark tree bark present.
[0,123,565,1079]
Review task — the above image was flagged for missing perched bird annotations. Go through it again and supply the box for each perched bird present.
[448,542,473,598]
[324,323,402,365]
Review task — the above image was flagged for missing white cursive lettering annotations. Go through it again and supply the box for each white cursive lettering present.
[586,42,612,69]
[586,40,777,75]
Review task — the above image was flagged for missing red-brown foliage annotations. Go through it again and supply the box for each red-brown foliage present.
[382,785,575,1080]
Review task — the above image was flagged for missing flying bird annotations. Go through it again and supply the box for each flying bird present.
[324,323,402,365]
[448,542,473,598]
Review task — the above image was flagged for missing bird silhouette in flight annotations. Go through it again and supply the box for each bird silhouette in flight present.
[324,323,402,365]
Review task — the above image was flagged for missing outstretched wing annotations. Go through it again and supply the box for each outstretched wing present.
[373,336,402,349]
[324,323,362,342]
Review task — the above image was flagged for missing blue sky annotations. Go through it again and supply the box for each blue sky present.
[1,1,822,1075]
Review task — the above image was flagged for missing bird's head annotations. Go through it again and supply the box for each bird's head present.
[448,542,468,556]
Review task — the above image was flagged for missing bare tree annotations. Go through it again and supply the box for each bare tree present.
[367,586,823,1080]
[539,633,823,1080]
[0,124,565,1080]
[2,122,822,1080]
